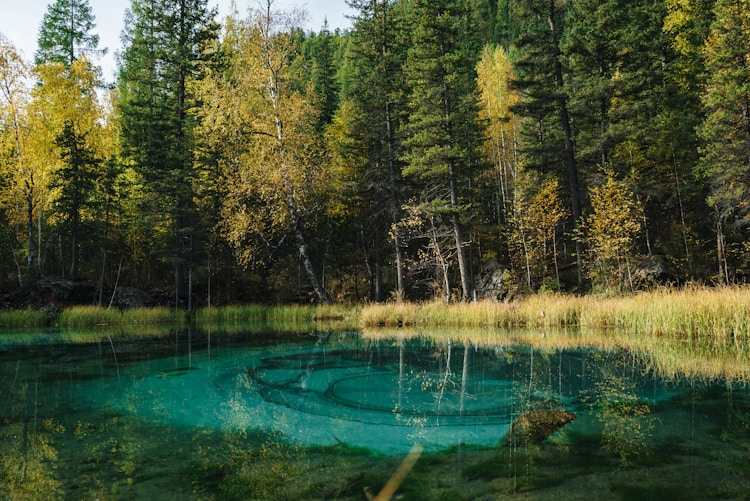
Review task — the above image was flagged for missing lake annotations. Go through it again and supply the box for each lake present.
[1,326,749,499]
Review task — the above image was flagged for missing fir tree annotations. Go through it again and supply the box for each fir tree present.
[118,0,218,308]
[35,0,104,67]
[402,0,484,301]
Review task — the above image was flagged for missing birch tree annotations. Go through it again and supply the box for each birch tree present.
[0,36,35,284]
[198,3,331,303]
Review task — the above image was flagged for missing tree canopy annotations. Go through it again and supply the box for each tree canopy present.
[1,0,749,304]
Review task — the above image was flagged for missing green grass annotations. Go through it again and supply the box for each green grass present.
[0,304,360,331]
[0,309,47,328]
[57,305,183,327]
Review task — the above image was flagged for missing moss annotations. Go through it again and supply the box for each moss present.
[609,482,692,500]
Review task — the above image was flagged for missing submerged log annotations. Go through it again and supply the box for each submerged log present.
[500,410,576,446]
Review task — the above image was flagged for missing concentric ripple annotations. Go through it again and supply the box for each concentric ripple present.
[78,335,674,454]
[249,349,523,427]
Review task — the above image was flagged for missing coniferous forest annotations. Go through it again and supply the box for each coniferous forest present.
[1,0,749,307]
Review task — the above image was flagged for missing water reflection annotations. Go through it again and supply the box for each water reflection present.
[1,327,749,499]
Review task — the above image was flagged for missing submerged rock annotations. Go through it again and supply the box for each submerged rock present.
[500,410,576,446]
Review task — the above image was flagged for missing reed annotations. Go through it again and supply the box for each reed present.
[359,286,750,340]
[359,302,421,327]
[0,309,48,328]
[58,305,184,327]
[194,304,359,327]
[57,305,123,327]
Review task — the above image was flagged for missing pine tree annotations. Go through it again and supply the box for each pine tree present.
[28,58,105,280]
[52,120,100,280]
[344,0,410,300]
[698,0,750,282]
[118,0,218,308]
[301,22,340,130]
[402,0,484,301]
[35,0,104,67]
[510,0,584,288]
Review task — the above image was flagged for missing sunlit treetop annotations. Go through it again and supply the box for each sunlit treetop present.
[35,0,106,67]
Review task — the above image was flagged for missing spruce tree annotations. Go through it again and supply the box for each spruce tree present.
[52,120,100,280]
[118,0,218,308]
[345,0,410,300]
[35,0,104,67]
[698,0,750,281]
[510,0,584,288]
[402,0,484,301]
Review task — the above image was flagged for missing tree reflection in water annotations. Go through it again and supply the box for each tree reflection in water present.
[0,327,749,499]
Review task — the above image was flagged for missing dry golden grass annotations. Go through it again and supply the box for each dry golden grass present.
[359,286,750,339]
[361,286,750,383]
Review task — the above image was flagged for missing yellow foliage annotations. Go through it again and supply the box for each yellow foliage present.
[585,170,642,290]
[194,6,337,270]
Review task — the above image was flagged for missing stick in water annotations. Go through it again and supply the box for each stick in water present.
[366,443,424,501]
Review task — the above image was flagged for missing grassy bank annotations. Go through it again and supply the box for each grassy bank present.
[193,303,357,325]
[57,305,184,327]
[0,303,360,331]
[1,287,748,339]
[0,308,48,328]
[360,286,750,339]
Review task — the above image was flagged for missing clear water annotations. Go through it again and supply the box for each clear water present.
[2,328,749,500]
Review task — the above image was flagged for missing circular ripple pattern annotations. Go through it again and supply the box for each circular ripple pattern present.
[246,347,564,427]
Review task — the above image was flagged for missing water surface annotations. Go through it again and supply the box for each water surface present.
[1,327,749,499]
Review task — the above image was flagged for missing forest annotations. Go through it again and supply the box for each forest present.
[0,0,748,308]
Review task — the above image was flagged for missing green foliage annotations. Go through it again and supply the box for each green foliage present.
[52,120,101,279]
[118,0,219,306]
[3,0,750,302]
[698,0,750,227]
[35,0,102,67]
[402,0,485,300]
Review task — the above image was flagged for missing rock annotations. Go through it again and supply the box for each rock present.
[112,286,154,309]
[629,255,675,289]
[500,410,576,446]
[30,278,96,305]
[475,259,508,301]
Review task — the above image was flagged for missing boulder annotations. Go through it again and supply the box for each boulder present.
[500,409,576,446]
[629,255,675,289]
[30,278,96,305]
[475,259,508,301]
[112,286,154,309]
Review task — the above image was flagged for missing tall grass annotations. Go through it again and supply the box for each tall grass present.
[0,309,48,328]
[57,305,183,327]
[359,286,750,340]
[1,304,359,330]
[194,304,359,329]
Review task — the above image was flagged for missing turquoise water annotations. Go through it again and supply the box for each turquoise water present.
[1,328,749,499]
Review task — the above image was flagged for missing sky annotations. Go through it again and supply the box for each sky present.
[0,0,354,83]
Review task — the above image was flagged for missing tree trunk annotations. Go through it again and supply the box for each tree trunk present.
[25,180,37,283]
[386,99,405,299]
[287,191,330,304]
[548,0,584,288]
[295,225,331,304]
[442,80,473,301]
[68,233,77,280]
